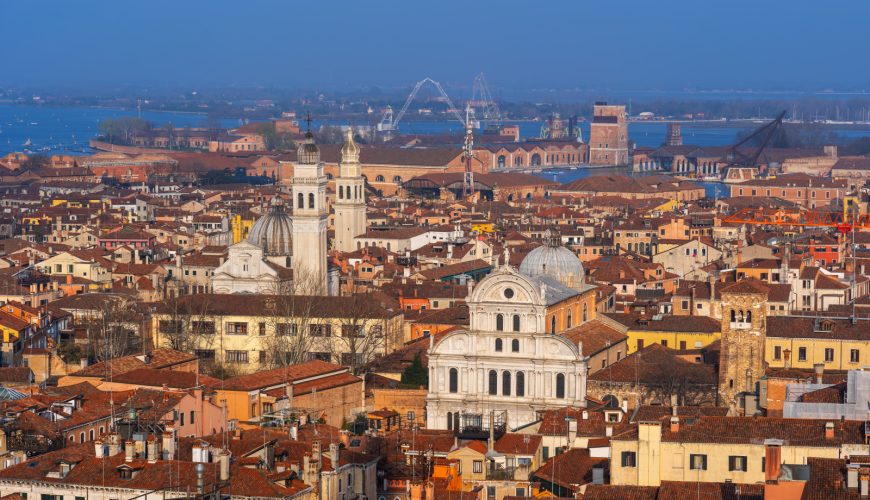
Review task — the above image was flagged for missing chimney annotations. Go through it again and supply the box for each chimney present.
[825,421,835,440]
[107,433,121,456]
[124,440,135,463]
[147,436,158,463]
[162,428,176,460]
[65,274,72,285]
[814,363,825,384]
[217,449,230,482]
[94,439,105,458]
[670,416,680,433]
[329,442,339,465]
[195,463,205,494]
[425,481,435,499]
[847,464,859,489]
[289,424,298,441]
[409,483,423,500]
[764,439,783,482]
[566,416,577,444]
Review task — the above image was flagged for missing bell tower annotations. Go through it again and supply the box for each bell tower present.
[291,129,328,294]
[333,128,367,253]
[718,280,768,412]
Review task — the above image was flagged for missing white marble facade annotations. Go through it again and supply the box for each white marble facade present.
[426,265,588,431]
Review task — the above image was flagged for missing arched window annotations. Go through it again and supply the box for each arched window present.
[550,316,556,334]
[502,371,511,396]
[393,175,402,184]
[730,309,736,322]
[338,186,344,199]
[556,374,566,398]
[454,413,460,430]
[447,412,453,430]
[511,339,520,352]
[567,310,573,329]
[495,338,503,352]
[308,193,315,209]
[449,368,458,393]
[512,315,520,332]
[375,175,384,182]
[297,193,304,209]
[583,303,588,322]
[496,314,504,331]
[488,370,497,395]
[498,155,506,168]
[746,311,752,322]
[516,371,525,397]
[531,153,541,166]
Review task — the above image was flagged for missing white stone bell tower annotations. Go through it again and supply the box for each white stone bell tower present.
[333,128,367,253]
[291,129,328,294]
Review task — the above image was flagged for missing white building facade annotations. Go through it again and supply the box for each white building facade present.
[426,265,589,431]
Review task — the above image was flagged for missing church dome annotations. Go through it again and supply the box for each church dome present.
[247,203,293,256]
[519,228,584,289]
[340,128,360,163]
[297,131,320,164]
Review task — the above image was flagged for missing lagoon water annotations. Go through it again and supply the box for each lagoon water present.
[2,103,868,199]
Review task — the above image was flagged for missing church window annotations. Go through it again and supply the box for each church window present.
[516,372,525,396]
[550,316,556,334]
[496,314,504,331]
[555,374,566,398]
[308,193,315,209]
[449,368,458,393]
[567,311,573,329]
[375,175,385,182]
[512,315,520,332]
[512,339,520,353]
[488,370,497,395]
[297,193,304,209]
[338,186,343,199]
[503,288,514,299]
[447,412,453,430]
[583,303,588,322]
[502,372,511,396]
[495,338,503,352]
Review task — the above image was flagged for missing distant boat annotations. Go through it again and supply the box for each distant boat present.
[23,138,32,147]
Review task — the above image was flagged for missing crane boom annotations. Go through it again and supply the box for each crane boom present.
[723,207,869,233]
[392,77,465,130]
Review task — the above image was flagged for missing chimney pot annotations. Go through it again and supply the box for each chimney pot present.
[670,416,680,433]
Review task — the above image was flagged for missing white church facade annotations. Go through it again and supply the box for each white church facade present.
[426,261,590,432]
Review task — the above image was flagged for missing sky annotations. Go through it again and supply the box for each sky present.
[3,0,870,92]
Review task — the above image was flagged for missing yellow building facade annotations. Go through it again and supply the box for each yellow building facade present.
[611,420,866,487]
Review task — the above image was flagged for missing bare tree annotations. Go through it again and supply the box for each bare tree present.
[155,294,218,356]
[80,294,142,362]
[328,291,401,375]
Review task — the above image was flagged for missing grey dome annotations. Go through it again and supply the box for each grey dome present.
[247,203,293,256]
[519,229,584,289]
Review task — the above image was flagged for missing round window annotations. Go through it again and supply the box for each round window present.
[503,288,514,299]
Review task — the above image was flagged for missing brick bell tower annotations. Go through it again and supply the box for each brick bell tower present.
[718,280,769,413]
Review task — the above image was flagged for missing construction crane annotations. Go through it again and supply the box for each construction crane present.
[469,72,502,131]
[723,204,866,234]
[724,111,787,167]
[377,77,465,132]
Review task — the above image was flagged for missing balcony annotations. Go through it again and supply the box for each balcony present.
[487,465,531,481]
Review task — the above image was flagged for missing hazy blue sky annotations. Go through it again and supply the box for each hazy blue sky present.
[4,0,869,91]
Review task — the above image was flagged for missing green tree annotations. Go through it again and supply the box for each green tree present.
[400,353,428,388]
